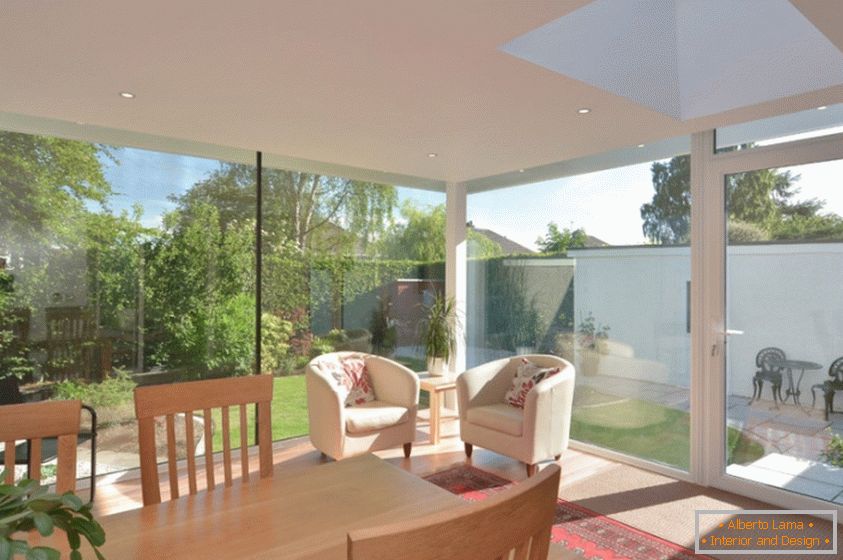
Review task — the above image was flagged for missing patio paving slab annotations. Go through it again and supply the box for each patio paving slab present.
[749,452,843,488]
[727,405,779,429]
[728,458,842,502]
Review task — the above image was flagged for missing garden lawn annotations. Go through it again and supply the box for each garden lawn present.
[571,387,764,470]
[211,375,308,453]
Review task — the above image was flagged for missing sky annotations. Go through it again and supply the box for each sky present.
[101,147,222,228]
[467,157,843,250]
[98,148,447,230]
[467,124,843,250]
[96,124,843,250]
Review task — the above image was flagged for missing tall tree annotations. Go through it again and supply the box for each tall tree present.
[0,132,112,244]
[640,155,691,244]
[173,163,397,253]
[145,202,255,374]
[376,203,503,260]
[640,154,843,243]
[535,222,588,254]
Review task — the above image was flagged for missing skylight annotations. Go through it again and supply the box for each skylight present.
[500,0,843,121]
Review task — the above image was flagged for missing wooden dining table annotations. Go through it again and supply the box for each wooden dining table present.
[39,454,465,559]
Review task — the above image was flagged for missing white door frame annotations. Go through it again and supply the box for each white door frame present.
[694,129,843,514]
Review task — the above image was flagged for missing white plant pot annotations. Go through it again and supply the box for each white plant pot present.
[427,357,446,376]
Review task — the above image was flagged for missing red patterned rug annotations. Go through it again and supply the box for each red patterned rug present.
[424,464,712,560]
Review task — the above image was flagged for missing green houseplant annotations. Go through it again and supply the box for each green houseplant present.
[575,312,610,376]
[420,292,457,376]
[0,476,106,560]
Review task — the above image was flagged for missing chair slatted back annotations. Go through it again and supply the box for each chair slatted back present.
[0,400,81,494]
[133,375,274,506]
[348,464,561,560]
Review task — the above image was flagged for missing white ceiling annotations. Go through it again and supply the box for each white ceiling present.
[1,0,842,189]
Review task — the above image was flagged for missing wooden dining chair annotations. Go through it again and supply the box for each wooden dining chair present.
[347,463,561,560]
[134,375,274,506]
[0,400,82,494]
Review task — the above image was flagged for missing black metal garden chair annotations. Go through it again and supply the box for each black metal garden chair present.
[750,347,785,407]
[812,357,843,421]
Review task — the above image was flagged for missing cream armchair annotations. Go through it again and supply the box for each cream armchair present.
[306,351,419,460]
[457,354,575,476]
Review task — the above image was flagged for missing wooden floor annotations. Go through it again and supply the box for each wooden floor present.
[90,412,614,517]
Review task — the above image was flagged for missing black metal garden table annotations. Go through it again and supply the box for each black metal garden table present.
[770,358,823,411]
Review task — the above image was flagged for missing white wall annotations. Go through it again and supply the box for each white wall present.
[572,242,843,396]
[726,243,843,398]
[572,246,691,387]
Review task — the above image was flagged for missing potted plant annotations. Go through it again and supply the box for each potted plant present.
[575,312,610,376]
[420,292,457,376]
[0,476,107,559]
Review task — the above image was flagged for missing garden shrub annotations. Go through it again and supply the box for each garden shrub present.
[820,430,843,468]
[260,312,293,374]
[207,293,256,376]
[53,369,136,409]
[310,336,335,358]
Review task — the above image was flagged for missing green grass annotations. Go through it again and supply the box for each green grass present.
[571,387,764,470]
[211,375,308,452]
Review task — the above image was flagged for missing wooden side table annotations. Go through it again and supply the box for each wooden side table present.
[418,372,458,445]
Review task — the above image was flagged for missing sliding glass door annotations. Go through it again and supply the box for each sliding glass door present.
[724,158,843,504]
[698,110,843,511]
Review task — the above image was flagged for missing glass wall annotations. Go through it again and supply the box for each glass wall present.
[0,131,256,489]
[256,166,446,441]
[467,144,715,470]
[0,129,449,488]
[725,158,843,503]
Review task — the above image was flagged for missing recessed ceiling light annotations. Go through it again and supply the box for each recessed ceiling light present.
[427,153,438,158]
[518,169,525,173]
[119,91,135,99]
[637,144,645,148]
[576,107,591,114]
[817,105,828,111]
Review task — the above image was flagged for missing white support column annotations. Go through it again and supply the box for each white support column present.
[689,129,716,486]
[445,181,467,375]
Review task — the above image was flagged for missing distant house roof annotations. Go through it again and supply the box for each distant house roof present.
[469,226,535,255]
[583,235,609,248]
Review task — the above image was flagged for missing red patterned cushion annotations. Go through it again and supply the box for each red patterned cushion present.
[319,355,376,407]
[504,358,561,409]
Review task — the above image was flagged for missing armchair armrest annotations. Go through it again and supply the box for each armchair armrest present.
[366,356,419,408]
[523,362,576,456]
[456,358,512,420]
[306,366,345,456]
